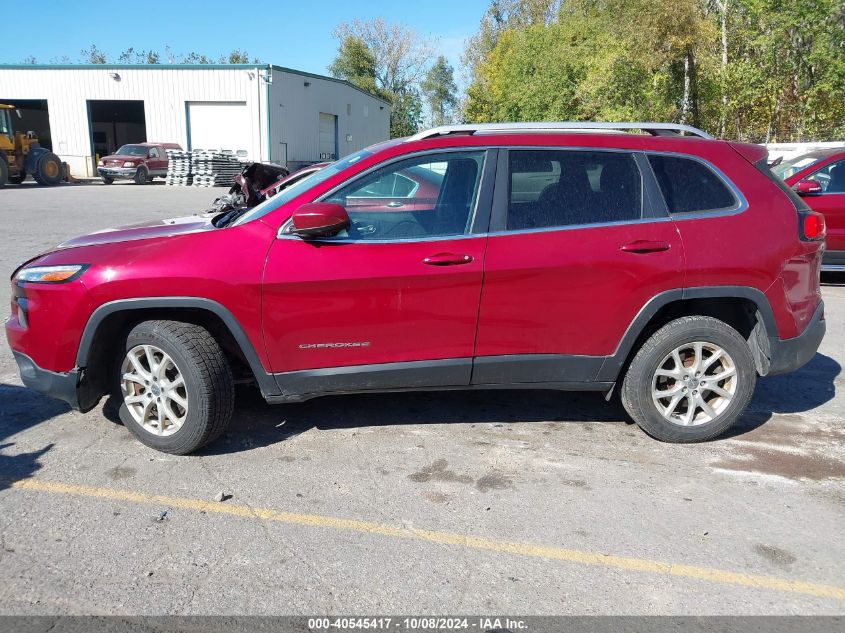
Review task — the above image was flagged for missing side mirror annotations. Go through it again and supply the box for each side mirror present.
[794,179,823,196]
[290,202,349,238]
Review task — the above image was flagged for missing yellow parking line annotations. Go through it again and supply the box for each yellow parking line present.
[9,477,845,601]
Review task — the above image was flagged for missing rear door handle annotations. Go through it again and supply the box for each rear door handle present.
[386,201,404,208]
[422,252,474,266]
[620,240,671,254]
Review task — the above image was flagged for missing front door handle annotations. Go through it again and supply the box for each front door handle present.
[385,201,404,208]
[620,240,671,254]
[422,252,474,266]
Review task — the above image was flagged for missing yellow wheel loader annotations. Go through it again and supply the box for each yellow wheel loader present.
[0,104,64,187]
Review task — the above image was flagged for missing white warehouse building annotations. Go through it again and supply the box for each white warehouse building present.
[0,64,391,177]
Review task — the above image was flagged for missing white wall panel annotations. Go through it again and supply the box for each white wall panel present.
[0,65,390,176]
[0,66,263,176]
[268,68,390,167]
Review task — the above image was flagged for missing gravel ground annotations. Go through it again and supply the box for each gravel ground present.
[0,181,843,616]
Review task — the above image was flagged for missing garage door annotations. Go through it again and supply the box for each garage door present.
[187,102,249,154]
[319,113,337,160]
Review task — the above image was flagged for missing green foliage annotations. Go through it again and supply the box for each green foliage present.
[81,44,107,64]
[391,88,424,138]
[76,46,255,66]
[329,36,383,97]
[118,48,161,64]
[421,56,458,126]
[464,0,845,141]
[331,19,434,137]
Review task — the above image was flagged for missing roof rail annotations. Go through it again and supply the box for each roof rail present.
[407,121,714,141]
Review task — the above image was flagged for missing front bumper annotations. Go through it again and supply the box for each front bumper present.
[13,350,81,409]
[822,250,845,273]
[97,167,136,179]
[766,301,826,376]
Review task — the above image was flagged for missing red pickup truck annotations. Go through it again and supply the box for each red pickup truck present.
[97,142,182,185]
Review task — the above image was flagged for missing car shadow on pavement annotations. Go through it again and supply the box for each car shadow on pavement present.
[201,352,841,455]
[723,352,840,438]
[201,385,632,456]
[0,383,64,490]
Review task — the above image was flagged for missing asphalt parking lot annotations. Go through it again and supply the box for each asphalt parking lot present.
[0,181,843,615]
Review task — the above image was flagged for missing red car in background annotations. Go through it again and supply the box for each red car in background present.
[774,148,845,271]
[97,142,182,185]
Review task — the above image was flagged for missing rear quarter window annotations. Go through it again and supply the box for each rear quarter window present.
[648,154,737,214]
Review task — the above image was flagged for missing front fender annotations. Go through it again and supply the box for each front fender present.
[24,146,50,173]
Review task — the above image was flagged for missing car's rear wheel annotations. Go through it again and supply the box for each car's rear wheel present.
[116,320,234,454]
[621,316,756,443]
[134,166,149,185]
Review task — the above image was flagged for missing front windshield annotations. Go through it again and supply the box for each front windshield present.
[772,153,824,180]
[116,144,148,156]
[232,150,373,226]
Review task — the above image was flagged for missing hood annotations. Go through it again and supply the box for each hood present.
[58,215,214,249]
[101,154,146,166]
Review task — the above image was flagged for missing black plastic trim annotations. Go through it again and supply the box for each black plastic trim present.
[471,354,605,384]
[635,152,670,218]
[76,297,280,397]
[268,356,613,403]
[489,148,511,232]
[823,250,845,267]
[13,351,80,409]
[595,285,780,382]
[271,358,472,402]
[469,148,497,234]
[766,301,825,376]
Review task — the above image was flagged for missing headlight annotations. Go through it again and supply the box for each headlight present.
[98,160,104,166]
[123,161,135,167]
[15,265,87,283]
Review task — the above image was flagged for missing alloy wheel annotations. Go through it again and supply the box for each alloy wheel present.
[651,341,737,426]
[120,344,189,436]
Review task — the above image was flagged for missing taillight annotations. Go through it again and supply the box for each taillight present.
[800,211,826,241]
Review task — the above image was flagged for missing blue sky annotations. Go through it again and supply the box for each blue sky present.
[5,0,488,84]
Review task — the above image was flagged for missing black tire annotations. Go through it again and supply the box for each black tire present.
[0,157,8,187]
[134,165,149,185]
[116,320,234,455]
[621,316,756,443]
[101,176,114,185]
[33,152,64,185]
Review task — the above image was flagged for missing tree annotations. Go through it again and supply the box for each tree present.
[118,48,161,64]
[180,51,214,64]
[329,35,382,97]
[391,88,424,137]
[224,50,251,64]
[422,56,459,126]
[331,19,434,136]
[81,44,107,64]
[463,0,845,142]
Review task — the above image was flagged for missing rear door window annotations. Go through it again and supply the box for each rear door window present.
[506,150,643,230]
[647,154,737,214]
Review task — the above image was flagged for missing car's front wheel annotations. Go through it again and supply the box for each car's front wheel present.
[116,320,234,454]
[621,316,756,443]
[134,166,149,185]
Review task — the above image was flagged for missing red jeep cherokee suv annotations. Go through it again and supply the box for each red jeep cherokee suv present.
[6,122,827,454]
